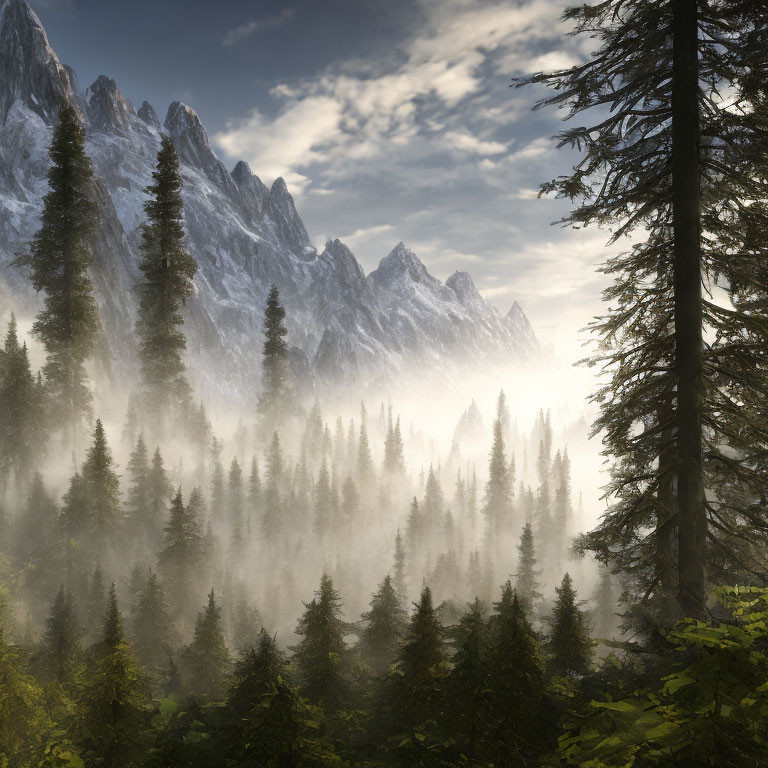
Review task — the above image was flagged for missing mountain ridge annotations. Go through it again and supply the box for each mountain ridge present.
[0,0,540,401]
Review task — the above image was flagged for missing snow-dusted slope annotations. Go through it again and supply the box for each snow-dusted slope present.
[0,0,540,400]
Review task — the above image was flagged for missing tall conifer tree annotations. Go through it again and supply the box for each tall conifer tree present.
[136,135,197,423]
[19,104,99,441]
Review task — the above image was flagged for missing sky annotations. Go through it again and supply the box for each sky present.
[28,0,619,364]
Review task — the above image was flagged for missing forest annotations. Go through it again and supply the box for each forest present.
[3,0,768,766]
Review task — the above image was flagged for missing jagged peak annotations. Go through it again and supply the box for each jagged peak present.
[137,100,159,128]
[164,101,208,145]
[231,160,253,184]
[0,0,75,121]
[506,299,525,319]
[269,176,290,197]
[446,270,477,293]
[85,75,136,131]
[372,242,430,283]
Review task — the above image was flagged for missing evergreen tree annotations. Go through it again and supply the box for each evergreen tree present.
[258,285,289,430]
[383,407,405,474]
[447,598,488,763]
[182,589,230,697]
[292,574,348,708]
[314,459,334,536]
[81,420,121,549]
[263,431,283,538]
[422,465,445,528]
[0,315,45,489]
[146,447,172,545]
[19,104,100,439]
[135,135,197,423]
[39,585,80,683]
[130,571,173,680]
[486,582,549,764]
[80,584,149,767]
[227,457,245,548]
[225,630,341,767]
[547,573,593,678]
[521,0,768,619]
[125,434,150,546]
[389,585,446,755]
[360,574,407,675]
[515,522,542,615]
[393,529,407,602]
[339,475,360,526]
[357,404,373,483]
[159,489,203,621]
[483,403,513,537]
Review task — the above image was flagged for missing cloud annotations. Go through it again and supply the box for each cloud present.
[443,130,506,155]
[336,224,395,248]
[222,8,295,46]
[213,0,608,362]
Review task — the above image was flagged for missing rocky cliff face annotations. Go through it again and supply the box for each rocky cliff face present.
[0,0,540,402]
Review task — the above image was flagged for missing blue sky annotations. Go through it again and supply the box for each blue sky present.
[29,0,617,361]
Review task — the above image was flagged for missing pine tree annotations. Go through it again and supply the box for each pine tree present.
[146,447,172,545]
[515,522,542,615]
[125,435,150,546]
[135,135,197,423]
[357,404,373,483]
[383,408,405,474]
[447,598,488,763]
[0,315,45,489]
[292,574,348,708]
[81,420,121,550]
[521,1,768,619]
[314,459,334,536]
[258,284,289,431]
[486,582,549,764]
[393,529,407,602]
[19,104,100,439]
[483,404,513,537]
[339,475,359,526]
[225,629,341,767]
[14,473,57,573]
[547,573,592,678]
[182,588,230,697]
[80,584,149,767]
[390,585,446,746]
[263,431,283,538]
[422,465,445,529]
[227,457,244,548]
[552,448,572,558]
[39,585,80,683]
[360,574,407,675]
[159,489,203,621]
[130,571,173,680]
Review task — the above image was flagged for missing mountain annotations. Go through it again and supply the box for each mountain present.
[0,0,540,401]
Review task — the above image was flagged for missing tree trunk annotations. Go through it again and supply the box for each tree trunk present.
[672,0,706,618]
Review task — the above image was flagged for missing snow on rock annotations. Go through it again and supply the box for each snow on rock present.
[0,0,542,400]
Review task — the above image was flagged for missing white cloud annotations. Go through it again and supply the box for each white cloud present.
[337,224,395,247]
[444,130,506,155]
[222,8,296,46]
[213,0,572,184]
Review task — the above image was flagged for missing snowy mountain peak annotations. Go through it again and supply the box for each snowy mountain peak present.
[137,100,160,129]
[231,159,253,184]
[164,101,208,147]
[446,270,484,308]
[370,242,432,287]
[264,176,310,250]
[85,75,136,133]
[0,0,73,122]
